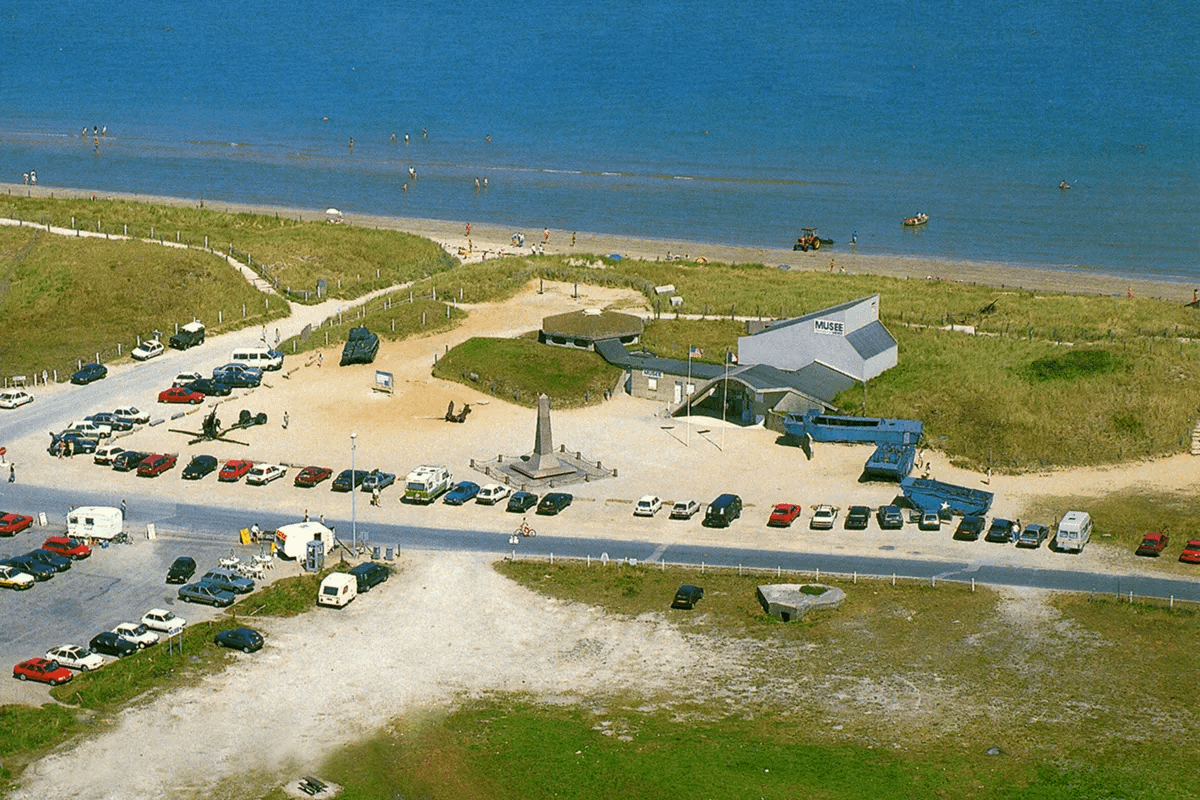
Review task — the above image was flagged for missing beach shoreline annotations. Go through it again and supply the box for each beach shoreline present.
[2,182,1194,303]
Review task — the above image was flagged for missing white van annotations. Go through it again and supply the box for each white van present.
[67,506,123,541]
[230,346,284,372]
[1055,511,1093,553]
[317,573,358,607]
[274,520,336,559]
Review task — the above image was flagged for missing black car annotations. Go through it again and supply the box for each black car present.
[703,493,743,528]
[672,584,704,609]
[876,505,904,530]
[214,627,264,653]
[71,362,108,385]
[112,450,151,472]
[85,412,134,432]
[844,505,871,530]
[48,432,99,456]
[536,492,573,516]
[27,549,72,572]
[182,455,219,480]
[89,631,139,658]
[186,378,232,397]
[349,562,390,592]
[1,556,54,581]
[332,469,370,492]
[506,491,538,513]
[211,365,262,388]
[954,515,986,541]
[985,518,1020,544]
[166,556,197,584]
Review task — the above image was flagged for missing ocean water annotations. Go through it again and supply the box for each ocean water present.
[1,0,1196,280]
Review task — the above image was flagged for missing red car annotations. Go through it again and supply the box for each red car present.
[218,459,254,482]
[1178,539,1200,564]
[42,536,92,560]
[137,453,178,477]
[767,503,803,527]
[13,658,74,685]
[157,387,204,405]
[0,512,34,536]
[294,465,333,488]
[1135,531,1169,557]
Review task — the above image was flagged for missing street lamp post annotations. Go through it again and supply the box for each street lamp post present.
[350,432,357,555]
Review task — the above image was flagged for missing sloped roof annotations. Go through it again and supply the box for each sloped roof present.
[846,320,896,361]
[793,361,860,404]
[593,338,725,379]
[542,310,643,340]
[746,295,877,336]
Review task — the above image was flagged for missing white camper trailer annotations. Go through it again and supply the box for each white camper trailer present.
[66,506,123,541]
[273,521,336,560]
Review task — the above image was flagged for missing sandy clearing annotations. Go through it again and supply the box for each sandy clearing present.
[13,550,745,800]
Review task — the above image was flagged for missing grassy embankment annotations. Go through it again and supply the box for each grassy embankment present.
[0,196,456,304]
[0,569,339,788]
[277,559,1199,800]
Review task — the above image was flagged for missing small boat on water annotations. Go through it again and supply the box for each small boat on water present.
[902,212,930,227]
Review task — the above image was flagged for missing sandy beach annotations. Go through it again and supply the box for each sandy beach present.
[3,182,1194,303]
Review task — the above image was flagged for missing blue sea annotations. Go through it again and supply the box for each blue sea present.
[1,0,1196,280]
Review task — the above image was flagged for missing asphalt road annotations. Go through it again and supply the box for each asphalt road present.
[4,478,1200,679]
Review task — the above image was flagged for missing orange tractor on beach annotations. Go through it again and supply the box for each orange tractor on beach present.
[793,227,833,251]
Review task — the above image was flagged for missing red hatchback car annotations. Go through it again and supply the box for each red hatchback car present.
[42,536,92,560]
[1179,539,1200,564]
[767,503,803,527]
[0,512,34,536]
[218,459,254,482]
[157,387,204,405]
[13,658,74,685]
[137,453,178,477]
[1135,531,1169,557]
[294,465,332,488]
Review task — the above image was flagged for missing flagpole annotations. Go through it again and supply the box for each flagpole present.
[686,347,692,447]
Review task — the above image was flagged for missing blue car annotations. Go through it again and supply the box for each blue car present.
[71,363,108,385]
[443,481,480,505]
[214,627,264,653]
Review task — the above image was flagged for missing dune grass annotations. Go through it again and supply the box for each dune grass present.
[0,226,287,379]
[0,196,456,303]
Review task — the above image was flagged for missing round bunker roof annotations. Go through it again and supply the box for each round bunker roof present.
[541,309,644,341]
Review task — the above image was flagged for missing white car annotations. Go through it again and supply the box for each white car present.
[131,339,165,361]
[46,644,105,671]
[810,505,839,530]
[0,564,35,590]
[112,622,159,649]
[669,499,700,520]
[65,420,111,438]
[246,464,287,485]
[172,371,203,387]
[112,406,150,424]
[0,389,34,409]
[94,444,126,466]
[141,608,187,634]
[476,483,512,505]
[634,495,663,517]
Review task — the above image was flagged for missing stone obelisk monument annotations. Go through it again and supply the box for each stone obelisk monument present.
[513,394,575,480]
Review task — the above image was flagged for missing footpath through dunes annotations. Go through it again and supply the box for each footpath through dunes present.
[12,551,743,800]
